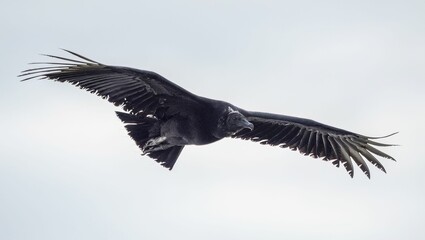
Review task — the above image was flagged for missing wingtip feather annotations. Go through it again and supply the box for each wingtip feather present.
[365,132,399,139]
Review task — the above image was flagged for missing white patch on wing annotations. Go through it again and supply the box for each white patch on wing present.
[227,106,240,114]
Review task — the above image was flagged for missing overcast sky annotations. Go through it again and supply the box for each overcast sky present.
[1,0,424,239]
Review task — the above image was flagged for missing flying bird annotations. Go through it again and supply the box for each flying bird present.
[20,50,397,178]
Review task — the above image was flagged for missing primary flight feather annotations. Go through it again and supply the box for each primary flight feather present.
[20,50,397,178]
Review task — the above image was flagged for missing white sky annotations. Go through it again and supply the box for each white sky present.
[1,0,424,239]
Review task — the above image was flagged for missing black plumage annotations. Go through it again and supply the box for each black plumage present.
[20,50,397,178]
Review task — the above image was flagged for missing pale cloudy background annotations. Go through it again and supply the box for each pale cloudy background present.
[1,0,424,239]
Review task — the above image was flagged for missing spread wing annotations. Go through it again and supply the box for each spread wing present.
[19,49,199,117]
[233,111,396,178]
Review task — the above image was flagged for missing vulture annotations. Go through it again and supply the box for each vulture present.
[20,50,397,178]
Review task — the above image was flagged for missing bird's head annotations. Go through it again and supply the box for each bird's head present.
[223,107,254,135]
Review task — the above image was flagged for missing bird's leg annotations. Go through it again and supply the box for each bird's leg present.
[142,136,170,153]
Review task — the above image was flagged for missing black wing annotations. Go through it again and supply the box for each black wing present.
[19,49,199,117]
[233,111,396,178]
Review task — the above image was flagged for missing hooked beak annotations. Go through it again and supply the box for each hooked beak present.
[239,118,254,131]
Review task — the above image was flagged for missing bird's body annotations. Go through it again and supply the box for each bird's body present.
[20,50,396,178]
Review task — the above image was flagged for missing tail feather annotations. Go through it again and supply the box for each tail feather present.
[148,146,184,170]
[116,111,184,170]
